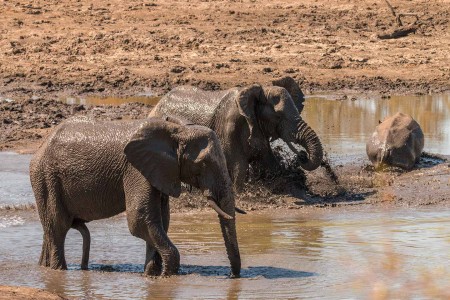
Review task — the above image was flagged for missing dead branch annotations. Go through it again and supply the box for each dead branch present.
[382,0,419,26]
[378,0,419,39]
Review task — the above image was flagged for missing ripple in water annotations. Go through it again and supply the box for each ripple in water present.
[0,215,25,228]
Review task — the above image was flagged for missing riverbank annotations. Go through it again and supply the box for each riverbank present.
[0,0,449,101]
[0,149,448,212]
[0,286,66,300]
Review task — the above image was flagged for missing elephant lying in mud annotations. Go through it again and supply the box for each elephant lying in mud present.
[149,76,323,191]
[30,116,241,278]
[366,112,424,170]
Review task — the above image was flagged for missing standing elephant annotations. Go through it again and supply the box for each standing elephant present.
[366,112,424,170]
[30,116,241,278]
[149,77,323,191]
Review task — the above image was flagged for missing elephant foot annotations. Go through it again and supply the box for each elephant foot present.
[144,257,162,276]
[160,248,180,277]
[39,237,67,270]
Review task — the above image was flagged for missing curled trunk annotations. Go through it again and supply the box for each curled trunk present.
[291,121,323,171]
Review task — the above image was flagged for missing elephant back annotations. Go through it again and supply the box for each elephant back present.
[151,86,239,127]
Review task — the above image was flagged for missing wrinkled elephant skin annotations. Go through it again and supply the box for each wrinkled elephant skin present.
[366,112,424,170]
[29,116,240,278]
[149,76,323,191]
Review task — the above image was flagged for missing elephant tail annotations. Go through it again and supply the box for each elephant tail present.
[71,220,90,270]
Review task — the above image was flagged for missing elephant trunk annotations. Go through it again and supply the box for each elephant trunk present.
[292,121,323,171]
[220,217,241,278]
[218,194,241,278]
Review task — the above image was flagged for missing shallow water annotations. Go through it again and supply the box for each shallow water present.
[303,93,450,156]
[0,152,33,208]
[0,153,449,298]
[62,92,450,157]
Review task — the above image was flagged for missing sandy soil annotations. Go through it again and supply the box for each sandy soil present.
[0,0,449,101]
[0,286,67,300]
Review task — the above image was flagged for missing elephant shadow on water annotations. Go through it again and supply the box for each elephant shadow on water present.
[68,263,316,279]
[181,265,317,279]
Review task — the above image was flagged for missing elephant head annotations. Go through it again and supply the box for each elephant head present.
[124,117,241,277]
[236,77,323,171]
[366,112,424,170]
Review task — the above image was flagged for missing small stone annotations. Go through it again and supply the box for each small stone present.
[170,66,186,73]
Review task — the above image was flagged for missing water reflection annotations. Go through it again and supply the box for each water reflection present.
[302,93,450,155]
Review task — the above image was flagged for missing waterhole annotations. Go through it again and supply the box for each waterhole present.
[302,93,450,156]
[0,152,449,299]
[60,92,450,156]
[1,93,449,298]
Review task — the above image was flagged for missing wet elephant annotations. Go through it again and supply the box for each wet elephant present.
[30,116,241,278]
[149,76,323,191]
[366,112,424,170]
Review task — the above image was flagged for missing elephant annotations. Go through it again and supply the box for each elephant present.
[29,116,241,278]
[149,76,323,191]
[366,112,424,170]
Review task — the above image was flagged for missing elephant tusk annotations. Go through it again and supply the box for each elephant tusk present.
[207,198,234,220]
[235,207,247,214]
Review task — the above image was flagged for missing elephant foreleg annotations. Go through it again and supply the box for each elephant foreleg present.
[127,187,179,276]
[144,193,170,276]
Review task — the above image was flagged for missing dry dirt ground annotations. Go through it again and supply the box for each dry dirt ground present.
[0,286,67,300]
[0,2,449,208]
[0,0,449,101]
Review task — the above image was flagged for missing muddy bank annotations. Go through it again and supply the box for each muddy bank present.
[0,0,449,101]
[1,148,448,212]
[0,286,67,300]
[1,95,449,210]
[0,98,152,152]
[173,152,449,211]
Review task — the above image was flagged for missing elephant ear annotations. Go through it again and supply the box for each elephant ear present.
[272,76,305,114]
[124,119,181,198]
[235,84,266,150]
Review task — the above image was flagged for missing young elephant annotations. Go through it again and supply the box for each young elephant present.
[30,116,241,278]
[366,112,424,170]
[149,76,323,191]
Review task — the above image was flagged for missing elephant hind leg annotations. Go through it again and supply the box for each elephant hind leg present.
[71,220,90,270]
[35,180,72,270]
[40,221,71,270]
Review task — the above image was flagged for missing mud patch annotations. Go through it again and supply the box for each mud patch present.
[0,98,153,152]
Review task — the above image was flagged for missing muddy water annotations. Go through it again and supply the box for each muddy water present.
[302,93,450,156]
[0,153,449,298]
[65,92,450,157]
[0,152,33,208]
